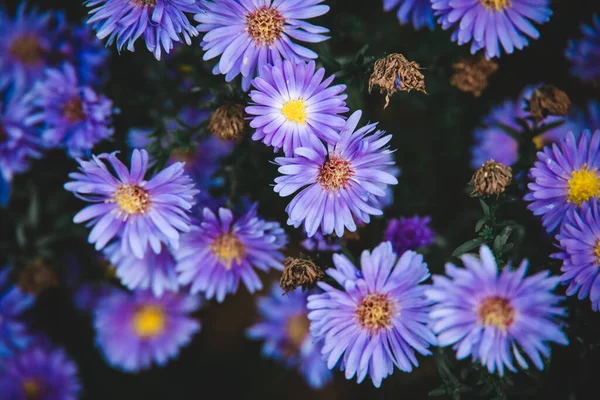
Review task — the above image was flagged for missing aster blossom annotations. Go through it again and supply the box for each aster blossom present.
[0,267,34,356]
[64,149,198,259]
[247,59,348,156]
[384,215,435,255]
[93,289,201,372]
[176,205,287,302]
[524,130,600,233]
[307,242,437,387]
[247,285,331,389]
[274,110,398,237]
[196,0,331,91]
[382,0,435,31]
[427,245,568,375]
[566,14,600,84]
[431,0,552,59]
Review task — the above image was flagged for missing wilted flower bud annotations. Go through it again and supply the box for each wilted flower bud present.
[529,85,571,124]
[369,53,426,109]
[450,54,498,97]
[17,259,59,296]
[470,160,512,197]
[208,103,247,140]
[280,257,324,294]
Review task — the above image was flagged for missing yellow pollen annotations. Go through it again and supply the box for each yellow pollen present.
[133,305,165,338]
[210,233,246,270]
[567,166,600,206]
[63,98,86,122]
[285,313,310,352]
[532,135,545,150]
[594,241,600,264]
[281,100,307,125]
[317,155,354,191]
[22,378,42,400]
[356,293,395,332]
[246,6,285,46]
[110,184,151,218]
[8,34,45,65]
[132,0,158,6]
[480,0,511,11]
[478,296,515,331]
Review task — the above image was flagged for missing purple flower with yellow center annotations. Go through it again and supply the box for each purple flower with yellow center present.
[274,110,398,237]
[431,0,552,59]
[196,0,331,91]
[0,344,80,400]
[426,245,568,375]
[384,215,435,255]
[566,14,600,84]
[247,59,347,156]
[85,0,204,60]
[382,0,435,30]
[307,242,437,387]
[93,289,201,372]
[176,205,287,302]
[0,267,34,356]
[247,285,331,389]
[64,149,198,259]
[26,63,114,158]
[525,130,600,233]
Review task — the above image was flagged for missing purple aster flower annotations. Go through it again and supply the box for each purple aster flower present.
[525,130,600,233]
[73,283,117,313]
[274,110,398,237]
[247,285,332,389]
[64,149,198,259]
[431,0,552,59]
[553,201,600,311]
[247,59,348,156]
[566,14,600,84]
[196,0,331,91]
[93,289,201,372]
[0,344,80,400]
[26,63,114,158]
[85,0,204,60]
[426,245,568,375]
[0,267,34,356]
[176,205,287,302]
[384,215,435,255]
[301,231,342,253]
[307,243,436,387]
[382,0,435,31]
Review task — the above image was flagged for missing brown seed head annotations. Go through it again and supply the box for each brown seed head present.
[209,103,247,141]
[17,259,59,296]
[368,53,426,109]
[280,257,324,293]
[450,54,499,97]
[529,84,571,124]
[470,160,513,196]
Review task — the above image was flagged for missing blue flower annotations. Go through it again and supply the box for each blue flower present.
[0,267,34,356]
[384,215,435,255]
[382,0,434,31]
[566,14,600,84]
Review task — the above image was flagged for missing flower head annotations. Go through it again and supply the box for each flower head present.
[274,110,398,237]
[176,206,287,302]
[525,130,600,233]
[93,289,202,372]
[426,245,568,375]
[209,103,247,141]
[280,257,324,293]
[196,0,331,91]
[0,267,34,356]
[383,215,435,255]
[382,0,435,30]
[451,54,498,97]
[247,285,331,389]
[368,53,426,109]
[308,243,437,387]
[64,149,198,259]
[470,160,513,196]
[247,59,348,156]
[566,14,600,85]
[431,0,552,59]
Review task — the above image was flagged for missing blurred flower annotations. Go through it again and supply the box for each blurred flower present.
[94,289,201,372]
[73,283,116,313]
[369,53,426,109]
[525,130,600,233]
[383,215,434,254]
[0,267,34,356]
[382,0,434,30]
[64,149,198,258]
[209,103,247,141]
[274,111,398,237]
[85,0,204,60]
[247,59,348,156]
[26,63,114,158]
[570,100,600,133]
[176,206,287,302]
[196,0,331,91]
[280,257,324,294]
[450,54,498,97]
[301,231,342,253]
[566,14,600,85]
[308,243,436,387]
[427,245,568,375]
[470,159,512,196]
[247,285,331,389]
[126,128,154,149]
[0,344,80,400]
[16,260,59,297]
[431,0,552,59]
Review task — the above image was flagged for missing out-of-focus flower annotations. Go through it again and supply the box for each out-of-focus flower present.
[382,0,434,31]
[383,215,435,254]
[16,260,59,297]
[369,53,426,109]
[209,103,247,141]
[301,231,341,253]
[450,54,498,97]
[528,85,571,124]
[0,267,34,356]
[566,14,600,85]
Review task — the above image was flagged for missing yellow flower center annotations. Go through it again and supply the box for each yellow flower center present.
[63,98,86,122]
[210,233,246,270]
[246,6,285,46]
[9,34,45,65]
[567,166,600,206]
[281,100,307,125]
[22,378,42,400]
[285,313,310,352]
[133,0,157,6]
[110,184,151,218]
[594,241,600,264]
[356,293,395,332]
[532,135,545,150]
[133,305,166,338]
[478,296,515,331]
[317,155,354,191]
[480,0,511,11]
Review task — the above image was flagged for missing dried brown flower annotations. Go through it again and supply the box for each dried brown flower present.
[450,54,498,97]
[208,103,247,140]
[17,259,59,296]
[280,257,324,293]
[470,160,513,197]
[529,85,571,124]
[369,53,426,109]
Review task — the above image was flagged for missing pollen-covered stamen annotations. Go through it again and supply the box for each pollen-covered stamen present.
[62,98,86,122]
[285,313,310,352]
[317,155,354,191]
[594,241,600,264]
[281,100,307,125]
[22,378,44,400]
[567,165,600,205]
[9,34,45,65]
[246,6,285,46]
[356,293,395,332]
[478,296,515,331]
[480,0,512,11]
[110,184,151,218]
[132,0,158,6]
[211,233,246,270]
[132,305,166,338]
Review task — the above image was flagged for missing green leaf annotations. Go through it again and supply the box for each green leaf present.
[452,237,486,257]
[475,217,489,232]
[429,387,447,397]
[479,199,490,217]
[493,226,514,255]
